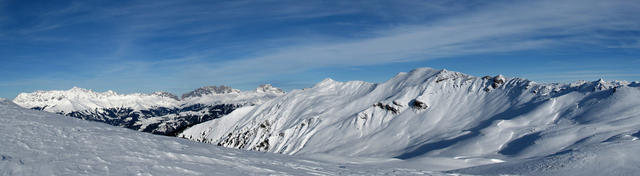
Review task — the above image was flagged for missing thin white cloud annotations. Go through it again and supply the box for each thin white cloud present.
[68,0,639,91]
[3,0,640,96]
[181,0,640,80]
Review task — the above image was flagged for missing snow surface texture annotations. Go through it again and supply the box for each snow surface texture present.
[0,99,450,176]
[180,68,640,174]
[12,84,284,135]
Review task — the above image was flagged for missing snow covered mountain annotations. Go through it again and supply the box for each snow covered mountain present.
[13,84,284,136]
[179,68,640,174]
[0,99,450,175]
[4,68,640,175]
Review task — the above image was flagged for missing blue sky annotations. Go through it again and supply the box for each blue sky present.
[1,0,639,98]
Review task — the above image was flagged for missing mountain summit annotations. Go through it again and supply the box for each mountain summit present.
[256,84,285,94]
[181,85,240,99]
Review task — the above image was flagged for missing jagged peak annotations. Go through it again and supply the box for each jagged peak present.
[437,69,470,79]
[181,85,240,99]
[69,86,91,92]
[13,87,183,104]
[151,91,179,100]
[314,78,338,87]
[387,68,472,87]
[18,87,101,98]
[539,79,633,94]
[63,87,120,96]
[403,68,467,79]
[321,78,336,83]
[573,79,629,86]
[65,87,118,96]
[256,84,284,94]
[494,75,506,82]
[591,79,629,90]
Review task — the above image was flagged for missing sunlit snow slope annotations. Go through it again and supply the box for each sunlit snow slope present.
[0,99,449,176]
[180,68,640,173]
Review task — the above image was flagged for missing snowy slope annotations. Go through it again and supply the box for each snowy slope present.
[13,84,284,136]
[0,99,450,176]
[180,68,640,172]
[453,139,640,176]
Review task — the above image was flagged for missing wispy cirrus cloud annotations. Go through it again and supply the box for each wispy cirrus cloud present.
[1,0,639,98]
[173,0,640,81]
[59,0,640,89]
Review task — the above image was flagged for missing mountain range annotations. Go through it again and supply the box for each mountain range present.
[10,68,640,175]
[178,68,640,174]
[13,84,284,136]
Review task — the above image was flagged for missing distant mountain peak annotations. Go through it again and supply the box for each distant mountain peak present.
[69,86,91,92]
[13,87,183,112]
[151,91,179,100]
[181,85,240,99]
[14,83,286,113]
[256,84,284,94]
[314,78,338,87]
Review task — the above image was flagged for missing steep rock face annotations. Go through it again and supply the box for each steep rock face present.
[13,85,284,136]
[180,68,640,165]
